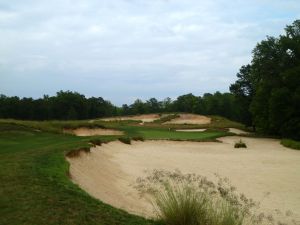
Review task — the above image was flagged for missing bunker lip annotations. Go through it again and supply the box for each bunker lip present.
[67,138,300,222]
[63,127,124,136]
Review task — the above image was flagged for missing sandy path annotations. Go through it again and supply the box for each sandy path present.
[67,137,300,222]
[64,128,124,136]
[164,113,211,125]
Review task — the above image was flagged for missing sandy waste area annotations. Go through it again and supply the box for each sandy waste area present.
[67,137,300,223]
[63,127,124,136]
[164,113,211,125]
[100,114,160,123]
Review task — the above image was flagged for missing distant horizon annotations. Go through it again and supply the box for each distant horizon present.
[1,0,299,105]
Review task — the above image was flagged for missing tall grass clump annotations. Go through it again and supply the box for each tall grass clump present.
[135,170,293,225]
[281,139,300,150]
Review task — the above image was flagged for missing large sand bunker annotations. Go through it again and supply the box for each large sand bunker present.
[164,113,211,125]
[67,137,300,222]
[64,127,124,136]
[100,114,160,123]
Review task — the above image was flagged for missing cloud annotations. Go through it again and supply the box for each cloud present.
[0,0,299,105]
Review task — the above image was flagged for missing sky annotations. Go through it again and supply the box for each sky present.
[0,0,299,105]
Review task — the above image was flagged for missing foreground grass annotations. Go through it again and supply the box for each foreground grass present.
[281,139,300,150]
[0,127,157,225]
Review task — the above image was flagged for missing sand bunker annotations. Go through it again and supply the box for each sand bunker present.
[164,113,211,125]
[67,137,300,222]
[64,127,124,136]
[100,114,160,123]
[229,128,250,135]
[175,129,207,132]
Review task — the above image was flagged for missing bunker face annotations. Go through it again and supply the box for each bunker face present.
[100,114,160,122]
[67,138,300,221]
[64,127,124,136]
[164,113,211,125]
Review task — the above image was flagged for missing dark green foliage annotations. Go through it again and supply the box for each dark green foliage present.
[230,20,300,140]
[118,137,131,144]
[281,139,300,150]
[234,140,247,148]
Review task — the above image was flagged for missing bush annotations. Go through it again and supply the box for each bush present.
[234,139,247,148]
[118,137,131,144]
[281,139,300,150]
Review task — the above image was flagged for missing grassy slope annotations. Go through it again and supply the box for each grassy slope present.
[0,128,157,225]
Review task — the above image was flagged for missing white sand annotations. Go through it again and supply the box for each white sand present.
[164,113,211,125]
[63,127,124,136]
[67,137,300,222]
[175,129,207,132]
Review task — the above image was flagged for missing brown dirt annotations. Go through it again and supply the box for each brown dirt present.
[67,137,300,222]
[63,127,124,136]
[164,113,211,125]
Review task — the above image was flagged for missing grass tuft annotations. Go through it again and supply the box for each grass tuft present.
[132,136,145,141]
[66,147,91,157]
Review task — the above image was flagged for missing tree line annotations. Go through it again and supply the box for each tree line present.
[0,91,240,121]
[230,20,300,140]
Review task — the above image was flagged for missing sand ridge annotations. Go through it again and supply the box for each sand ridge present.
[164,113,211,125]
[100,114,160,123]
[67,137,300,222]
[63,127,124,136]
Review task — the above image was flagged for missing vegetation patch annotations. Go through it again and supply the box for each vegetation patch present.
[234,139,247,148]
[281,139,300,150]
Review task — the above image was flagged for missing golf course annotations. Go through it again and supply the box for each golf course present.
[1,113,299,225]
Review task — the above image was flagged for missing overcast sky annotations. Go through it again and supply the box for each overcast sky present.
[0,0,299,105]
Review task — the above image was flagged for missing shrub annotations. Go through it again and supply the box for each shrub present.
[234,139,247,148]
[118,137,131,144]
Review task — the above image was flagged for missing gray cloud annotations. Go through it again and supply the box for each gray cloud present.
[0,0,299,105]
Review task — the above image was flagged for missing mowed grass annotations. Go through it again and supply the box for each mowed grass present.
[0,127,157,225]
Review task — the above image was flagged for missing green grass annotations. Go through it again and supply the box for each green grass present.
[281,139,300,150]
[0,125,157,225]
